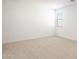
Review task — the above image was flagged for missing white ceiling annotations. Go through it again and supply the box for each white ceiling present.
[5,0,77,9]
[38,0,77,9]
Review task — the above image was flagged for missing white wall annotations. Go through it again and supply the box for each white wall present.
[56,4,77,40]
[2,0,55,43]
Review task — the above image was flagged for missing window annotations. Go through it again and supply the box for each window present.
[56,10,64,27]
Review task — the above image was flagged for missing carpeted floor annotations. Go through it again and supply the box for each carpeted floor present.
[2,36,77,59]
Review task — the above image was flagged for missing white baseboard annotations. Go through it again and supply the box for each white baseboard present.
[55,35,77,42]
[3,34,55,44]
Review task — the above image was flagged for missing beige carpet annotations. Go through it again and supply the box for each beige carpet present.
[2,36,77,59]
